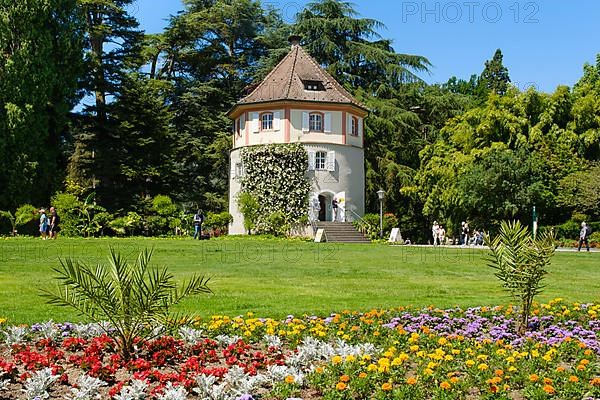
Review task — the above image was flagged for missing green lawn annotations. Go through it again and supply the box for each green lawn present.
[0,237,598,324]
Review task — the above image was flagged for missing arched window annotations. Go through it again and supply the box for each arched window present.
[309,112,323,132]
[351,116,359,136]
[260,112,273,131]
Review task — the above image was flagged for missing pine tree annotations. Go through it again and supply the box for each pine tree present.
[478,49,511,96]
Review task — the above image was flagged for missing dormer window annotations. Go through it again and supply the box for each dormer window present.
[304,80,324,91]
[260,112,273,131]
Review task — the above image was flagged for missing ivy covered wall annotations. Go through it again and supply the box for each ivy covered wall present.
[240,144,311,235]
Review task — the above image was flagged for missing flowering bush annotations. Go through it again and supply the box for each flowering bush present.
[0,299,598,399]
[240,144,311,236]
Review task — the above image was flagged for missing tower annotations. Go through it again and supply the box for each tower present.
[227,37,368,235]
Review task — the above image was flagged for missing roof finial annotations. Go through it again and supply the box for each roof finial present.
[288,35,302,48]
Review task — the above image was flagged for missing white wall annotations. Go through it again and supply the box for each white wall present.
[228,144,365,235]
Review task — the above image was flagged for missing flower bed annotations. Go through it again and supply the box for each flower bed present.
[0,299,598,399]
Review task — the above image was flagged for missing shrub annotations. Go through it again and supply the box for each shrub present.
[265,211,290,237]
[42,247,212,360]
[50,193,82,237]
[204,212,233,235]
[0,204,36,236]
[237,192,260,234]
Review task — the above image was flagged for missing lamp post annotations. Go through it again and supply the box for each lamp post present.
[377,189,385,238]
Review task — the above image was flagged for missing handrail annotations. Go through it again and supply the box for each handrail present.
[338,205,376,232]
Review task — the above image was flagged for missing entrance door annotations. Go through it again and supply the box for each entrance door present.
[318,195,326,221]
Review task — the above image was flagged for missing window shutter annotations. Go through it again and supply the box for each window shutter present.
[358,117,363,136]
[302,112,309,132]
[324,112,332,133]
[326,151,336,171]
[273,111,281,131]
[252,112,260,133]
[308,151,316,171]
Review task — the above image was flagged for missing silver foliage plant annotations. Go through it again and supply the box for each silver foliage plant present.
[112,379,149,400]
[22,368,58,400]
[156,382,188,400]
[66,375,107,400]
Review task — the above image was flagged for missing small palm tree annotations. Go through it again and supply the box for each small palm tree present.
[42,247,212,359]
[485,221,556,334]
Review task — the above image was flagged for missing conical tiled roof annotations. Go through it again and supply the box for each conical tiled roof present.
[235,43,367,110]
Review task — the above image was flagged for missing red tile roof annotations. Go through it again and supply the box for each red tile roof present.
[235,44,367,110]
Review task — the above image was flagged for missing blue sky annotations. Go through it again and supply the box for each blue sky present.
[130,0,600,93]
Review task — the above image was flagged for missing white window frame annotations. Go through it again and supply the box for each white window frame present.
[260,112,273,131]
[315,151,327,170]
[309,113,323,132]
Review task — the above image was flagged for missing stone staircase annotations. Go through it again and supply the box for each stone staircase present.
[315,222,371,244]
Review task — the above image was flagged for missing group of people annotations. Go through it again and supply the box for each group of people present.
[431,221,484,246]
[431,221,446,245]
[38,207,60,240]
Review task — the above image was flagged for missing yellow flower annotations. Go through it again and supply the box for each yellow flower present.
[423,368,434,376]
[410,345,419,352]
[336,382,347,391]
[315,367,324,374]
[465,360,475,367]
[450,377,459,384]
[381,382,393,391]
[332,356,342,365]
[285,375,295,384]
[367,364,378,372]
[439,381,451,390]
[477,363,488,371]
[345,355,356,362]
[438,337,448,346]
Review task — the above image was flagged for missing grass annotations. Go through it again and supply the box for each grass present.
[0,236,598,325]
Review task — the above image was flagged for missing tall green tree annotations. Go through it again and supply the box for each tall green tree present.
[0,0,84,209]
[294,0,430,89]
[478,49,511,96]
[67,0,143,208]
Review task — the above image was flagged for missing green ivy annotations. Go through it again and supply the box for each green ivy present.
[240,144,311,236]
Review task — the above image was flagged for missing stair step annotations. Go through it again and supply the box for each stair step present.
[315,222,370,243]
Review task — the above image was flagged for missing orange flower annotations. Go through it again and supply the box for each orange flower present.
[580,359,590,366]
[577,364,586,371]
[490,384,498,393]
[336,382,347,391]
[543,384,555,394]
[529,374,539,382]
[339,375,350,383]
[439,381,451,390]
[358,372,367,379]
[285,375,295,384]
[568,376,579,383]
[555,366,565,373]
[494,369,504,376]
[406,377,417,385]
[543,378,553,385]
[381,382,393,391]
[590,377,600,386]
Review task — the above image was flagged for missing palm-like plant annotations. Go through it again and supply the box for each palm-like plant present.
[485,221,556,334]
[42,247,212,359]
